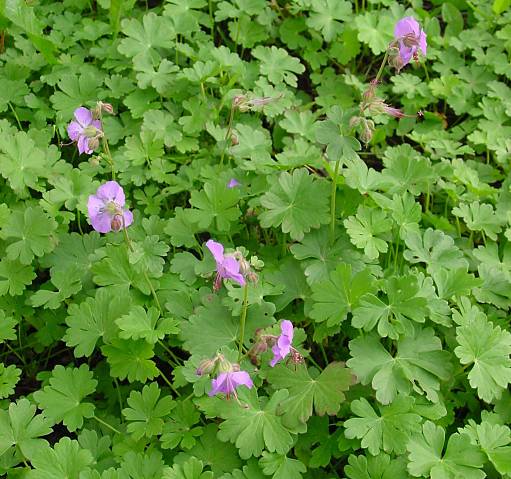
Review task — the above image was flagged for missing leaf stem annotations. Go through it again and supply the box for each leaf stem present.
[8,102,22,130]
[330,159,340,244]
[93,415,122,434]
[158,340,182,366]
[238,284,249,361]
[157,366,181,397]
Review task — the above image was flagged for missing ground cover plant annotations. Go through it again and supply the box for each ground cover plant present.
[1,0,511,477]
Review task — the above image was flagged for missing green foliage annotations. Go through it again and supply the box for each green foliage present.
[259,169,330,241]
[34,364,97,432]
[2,0,511,477]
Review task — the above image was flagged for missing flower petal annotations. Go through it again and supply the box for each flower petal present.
[222,256,245,286]
[90,211,113,234]
[67,121,83,141]
[74,107,93,127]
[231,371,253,389]
[77,135,92,155]
[96,181,125,205]
[122,209,133,229]
[206,240,225,265]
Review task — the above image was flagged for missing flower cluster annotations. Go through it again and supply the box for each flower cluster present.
[351,16,427,143]
[87,181,133,233]
[67,107,103,155]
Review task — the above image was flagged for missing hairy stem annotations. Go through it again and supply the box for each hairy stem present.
[238,284,249,361]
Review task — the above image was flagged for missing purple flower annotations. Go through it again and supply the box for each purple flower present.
[67,107,102,155]
[208,370,253,397]
[227,178,240,188]
[206,240,245,290]
[394,17,427,66]
[87,181,133,233]
[270,320,294,367]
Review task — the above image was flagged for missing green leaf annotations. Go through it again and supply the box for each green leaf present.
[118,12,175,63]
[493,0,511,14]
[344,206,392,260]
[344,453,409,479]
[127,235,170,278]
[310,263,376,327]
[122,382,175,440]
[216,389,294,459]
[403,228,467,274]
[315,119,361,162]
[452,201,503,240]
[354,12,393,54]
[117,306,178,344]
[29,265,82,310]
[259,169,329,241]
[347,327,452,404]
[28,437,93,479]
[0,310,16,343]
[0,398,52,459]
[181,295,237,357]
[0,364,21,399]
[188,180,241,233]
[161,401,203,450]
[0,131,55,197]
[164,207,200,249]
[306,0,352,41]
[259,452,306,479]
[344,396,422,455]
[453,300,511,402]
[64,287,131,358]
[266,363,351,427]
[163,457,214,479]
[2,206,57,264]
[352,274,429,339]
[464,420,511,476]
[102,339,159,383]
[33,365,97,432]
[407,421,485,479]
[252,46,305,87]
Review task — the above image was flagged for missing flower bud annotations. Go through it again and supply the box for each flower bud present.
[246,271,258,284]
[88,137,100,151]
[89,156,101,167]
[349,116,362,129]
[196,358,216,376]
[231,133,239,145]
[110,215,123,232]
[360,119,374,144]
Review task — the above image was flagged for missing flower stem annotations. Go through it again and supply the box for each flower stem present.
[374,49,390,83]
[220,102,235,165]
[238,284,249,361]
[330,159,340,245]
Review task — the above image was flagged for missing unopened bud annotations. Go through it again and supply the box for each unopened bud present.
[99,102,114,115]
[89,156,100,167]
[231,133,239,145]
[233,95,247,109]
[196,358,216,376]
[111,215,123,231]
[360,119,374,144]
[246,271,258,284]
[88,137,100,151]
[349,116,362,129]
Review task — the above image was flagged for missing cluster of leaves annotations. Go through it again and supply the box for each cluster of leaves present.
[1,0,511,478]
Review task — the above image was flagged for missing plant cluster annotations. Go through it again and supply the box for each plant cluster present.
[1,0,511,478]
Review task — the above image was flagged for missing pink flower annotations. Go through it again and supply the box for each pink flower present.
[67,107,102,155]
[270,320,294,367]
[206,240,245,290]
[227,178,240,188]
[394,17,427,67]
[87,181,133,233]
[208,370,253,397]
